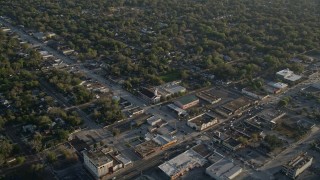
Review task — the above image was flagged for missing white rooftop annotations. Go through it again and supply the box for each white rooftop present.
[276,68,301,82]
[158,149,207,177]
[206,158,242,180]
[147,116,161,125]
[277,68,293,76]
[268,82,288,89]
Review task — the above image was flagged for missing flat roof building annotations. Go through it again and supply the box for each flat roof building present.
[139,88,160,104]
[83,150,114,178]
[282,152,313,179]
[276,69,302,83]
[158,149,207,180]
[206,159,243,180]
[221,97,253,115]
[155,81,186,98]
[167,104,187,116]
[135,140,160,158]
[147,116,162,126]
[174,95,199,110]
[247,109,286,130]
[196,89,222,104]
[187,113,218,131]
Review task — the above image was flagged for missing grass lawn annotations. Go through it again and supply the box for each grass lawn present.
[160,71,181,82]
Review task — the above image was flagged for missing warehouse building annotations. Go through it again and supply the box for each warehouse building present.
[174,95,199,110]
[282,152,313,179]
[196,89,222,104]
[187,113,218,131]
[206,158,243,180]
[158,149,207,180]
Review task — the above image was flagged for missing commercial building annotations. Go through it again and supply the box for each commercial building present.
[247,109,286,130]
[139,87,161,104]
[282,152,313,179]
[264,82,286,94]
[83,150,116,178]
[115,154,132,167]
[196,89,222,104]
[153,134,177,150]
[167,104,187,116]
[135,140,160,158]
[222,138,242,151]
[241,87,269,100]
[276,68,302,83]
[174,95,199,110]
[187,113,218,131]
[128,106,144,117]
[158,149,207,180]
[155,81,186,98]
[206,159,243,180]
[147,116,162,126]
[220,97,253,116]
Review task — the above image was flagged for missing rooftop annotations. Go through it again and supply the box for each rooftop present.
[196,89,222,104]
[175,95,199,106]
[158,149,207,177]
[192,144,211,158]
[167,104,187,115]
[140,88,157,98]
[276,68,301,82]
[115,154,132,166]
[268,82,288,89]
[221,97,252,113]
[84,150,113,167]
[188,113,217,126]
[256,109,285,123]
[284,152,313,169]
[224,138,241,148]
[135,140,160,157]
[206,159,242,180]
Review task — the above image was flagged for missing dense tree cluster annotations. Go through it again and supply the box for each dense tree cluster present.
[0,30,83,162]
[1,0,317,86]
[46,69,93,104]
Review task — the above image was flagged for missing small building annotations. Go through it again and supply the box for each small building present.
[211,131,230,143]
[158,149,207,180]
[139,88,161,104]
[250,109,286,130]
[167,104,187,116]
[135,140,160,158]
[128,107,144,117]
[264,81,288,94]
[174,95,199,110]
[276,69,302,83]
[241,88,269,100]
[187,113,218,131]
[220,97,253,116]
[206,158,243,180]
[222,138,242,151]
[196,89,222,104]
[155,81,186,98]
[153,134,177,150]
[282,152,313,179]
[83,150,114,178]
[147,116,162,126]
[157,124,177,136]
[115,154,132,167]
[191,144,212,158]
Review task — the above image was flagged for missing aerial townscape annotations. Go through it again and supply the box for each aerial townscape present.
[0,0,320,180]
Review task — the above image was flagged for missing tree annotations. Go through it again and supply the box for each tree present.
[46,151,57,163]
